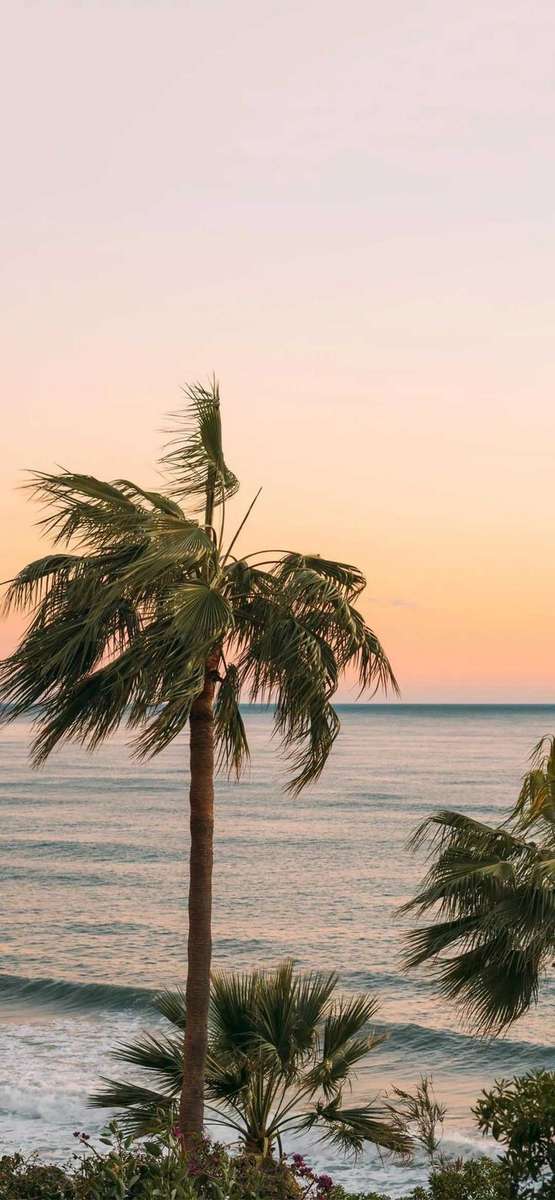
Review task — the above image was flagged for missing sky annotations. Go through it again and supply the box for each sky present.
[1,0,554,701]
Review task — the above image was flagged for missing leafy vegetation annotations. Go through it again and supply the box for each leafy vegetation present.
[403,737,555,1034]
[0,1126,298,1200]
[391,1077,446,1166]
[2,1067,554,1198]
[474,1070,555,1197]
[410,1157,510,1200]
[90,961,410,1160]
[0,1137,540,1200]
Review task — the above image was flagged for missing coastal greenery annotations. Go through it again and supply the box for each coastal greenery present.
[0,1147,511,1200]
[3,1071,555,1200]
[90,961,410,1160]
[0,1139,516,1200]
[0,1149,515,1200]
[474,1070,555,1197]
[404,737,555,1034]
[0,381,396,1144]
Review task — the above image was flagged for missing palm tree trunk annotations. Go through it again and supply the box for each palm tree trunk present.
[180,655,219,1151]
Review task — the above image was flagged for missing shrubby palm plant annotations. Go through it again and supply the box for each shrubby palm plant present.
[403,737,555,1034]
[91,961,411,1160]
[0,381,397,1147]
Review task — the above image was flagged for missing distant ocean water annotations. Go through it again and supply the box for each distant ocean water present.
[1,705,554,1197]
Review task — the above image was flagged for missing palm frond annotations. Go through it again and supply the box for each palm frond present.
[161,380,239,513]
[89,1076,175,1136]
[0,591,141,729]
[276,554,366,599]
[321,994,382,1058]
[429,938,544,1033]
[130,663,206,759]
[288,969,338,1045]
[204,1055,251,1105]
[208,969,260,1057]
[408,810,526,855]
[170,581,232,644]
[253,961,304,1070]
[403,916,482,968]
[214,664,250,776]
[2,554,85,615]
[28,471,148,550]
[110,1031,183,1091]
[404,774,555,1033]
[114,480,185,517]
[310,1039,380,1101]
[153,988,187,1030]
[512,736,555,830]
[309,1098,411,1159]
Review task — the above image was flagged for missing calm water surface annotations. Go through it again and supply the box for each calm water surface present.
[1,705,554,1195]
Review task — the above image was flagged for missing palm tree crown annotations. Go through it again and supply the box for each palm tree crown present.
[91,961,411,1160]
[1,381,396,788]
[403,737,555,1034]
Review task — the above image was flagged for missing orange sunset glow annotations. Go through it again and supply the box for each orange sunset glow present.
[2,2,554,701]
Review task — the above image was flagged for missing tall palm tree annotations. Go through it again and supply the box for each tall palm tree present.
[403,737,555,1034]
[90,960,411,1160]
[0,381,398,1149]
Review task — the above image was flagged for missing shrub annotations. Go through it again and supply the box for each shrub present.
[474,1070,555,1198]
[0,1153,75,1199]
[410,1157,510,1200]
[0,1131,324,1200]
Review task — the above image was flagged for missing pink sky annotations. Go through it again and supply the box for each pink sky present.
[2,1,554,701]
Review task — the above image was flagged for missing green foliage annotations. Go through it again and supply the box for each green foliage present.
[410,1157,510,1200]
[391,1077,446,1165]
[329,1193,391,1200]
[403,738,555,1034]
[90,962,410,1160]
[474,1071,555,1197]
[0,1126,196,1199]
[1,379,397,791]
[0,1153,75,1199]
[0,1132,365,1200]
[4,1086,554,1200]
[161,379,239,513]
[0,1148,515,1200]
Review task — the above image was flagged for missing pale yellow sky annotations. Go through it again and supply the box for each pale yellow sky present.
[1,1,554,700]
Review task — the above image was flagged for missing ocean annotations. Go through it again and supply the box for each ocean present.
[1,705,554,1196]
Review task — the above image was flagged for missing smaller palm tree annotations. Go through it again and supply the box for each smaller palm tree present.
[91,961,410,1160]
[403,737,555,1034]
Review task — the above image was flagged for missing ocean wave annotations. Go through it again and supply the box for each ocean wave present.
[0,973,154,1013]
[1,972,553,1074]
[2,838,180,863]
[0,1082,86,1124]
[376,1019,555,1071]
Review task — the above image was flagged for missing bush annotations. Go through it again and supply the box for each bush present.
[0,1127,200,1200]
[410,1157,510,1200]
[0,1130,312,1200]
[474,1070,555,1198]
[2,1084,553,1200]
[0,1149,513,1200]
[0,1153,75,1199]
